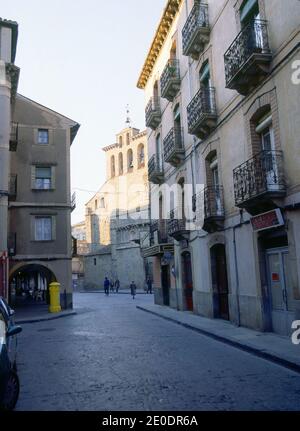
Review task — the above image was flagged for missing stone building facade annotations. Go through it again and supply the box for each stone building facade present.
[138,0,300,335]
[83,127,150,290]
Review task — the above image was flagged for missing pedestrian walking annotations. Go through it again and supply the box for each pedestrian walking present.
[115,279,120,293]
[130,281,137,300]
[146,276,153,294]
[104,277,110,296]
[110,279,114,293]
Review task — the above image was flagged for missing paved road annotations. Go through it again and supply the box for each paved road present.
[16,293,300,411]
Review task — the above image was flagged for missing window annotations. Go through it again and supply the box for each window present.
[127,149,133,171]
[240,0,259,26]
[119,153,123,175]
[126,133,130,145]
[94,258,97,266]
[35,217,52,241]
[119,136,123,146]
[100,198,105,208]
[111,156,116,177]
[95,200,98,210]
[35,167,52,190]
[38,129,49,145]
[138,144,145,168]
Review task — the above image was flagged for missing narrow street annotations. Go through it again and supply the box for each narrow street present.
[16,293,300,411]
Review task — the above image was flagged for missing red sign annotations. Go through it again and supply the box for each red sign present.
[272,273,280,282]
[251,209,284,232]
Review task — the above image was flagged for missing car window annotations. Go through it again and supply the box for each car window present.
[0,310,7,342]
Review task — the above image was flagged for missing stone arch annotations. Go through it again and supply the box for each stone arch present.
[137,143,145,169]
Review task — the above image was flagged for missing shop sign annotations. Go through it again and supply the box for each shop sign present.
[251,209,284,232]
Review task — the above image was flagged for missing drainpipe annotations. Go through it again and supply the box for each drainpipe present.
[233,224,241,327]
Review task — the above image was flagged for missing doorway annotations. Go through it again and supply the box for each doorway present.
[211,244,230,320]
[266,248,295,336]
[182,251,194,311]
[161,264,170,306]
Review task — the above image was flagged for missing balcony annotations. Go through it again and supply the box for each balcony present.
[187,87,217,139]
[160,59,181,102]
[182,3,210,59]
[71,192,76,212]
[224,20,272,95]
[203,186,225,233]
[163,127,185,167]
[8,174,17,200]
[145,97,161,130]
[148,155,164,184]
[143,220,174,257]
[167,208,190,241]
[233,150,286,215]
[9,123,19,151]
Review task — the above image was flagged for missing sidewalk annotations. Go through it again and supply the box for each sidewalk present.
[137,303,300,373]
[14,303,76,324]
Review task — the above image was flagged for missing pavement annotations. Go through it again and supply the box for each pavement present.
[15,292,300,411]
[137,303,300,373]
[14,303,76,325]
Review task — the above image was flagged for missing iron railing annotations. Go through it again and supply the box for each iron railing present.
[204,186,225,219]
[148,154,163,177]
[182,3,209,54]
[163,126,184,162]
[145,97,161,127]
[233,150,286,206]
[187,86,217,133]
[224,19,271,87]
[150,219,169,244]
[160,59,180,97]
[167,208,187,236]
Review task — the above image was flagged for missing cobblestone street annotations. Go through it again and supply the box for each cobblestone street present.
[16,293,300,411]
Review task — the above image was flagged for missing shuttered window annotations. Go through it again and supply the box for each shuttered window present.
[34,217,52,241]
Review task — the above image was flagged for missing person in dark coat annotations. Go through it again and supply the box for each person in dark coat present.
[130,281,137,300]
[146,276,153,294]
[104,277,110,296]
[115,279,120,293]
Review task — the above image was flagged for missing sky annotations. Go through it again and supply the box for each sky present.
[1,0,166,224]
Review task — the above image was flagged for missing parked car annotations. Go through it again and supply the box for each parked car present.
[0,297,22,410]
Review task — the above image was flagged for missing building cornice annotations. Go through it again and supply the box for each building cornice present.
[137,0,183,90]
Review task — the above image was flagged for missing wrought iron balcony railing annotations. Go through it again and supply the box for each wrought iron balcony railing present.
[145,97,161,130]
[224,20,272,94]
[182,3,209,59]
[204,186,225,220]
[187,86,217,139]
[148,155,164,184]
[233,150,286,208]
[167,208,190,240]
[160,59,181,102]
[163,126,185,167]
[9,123,19,151]
[8,174,17,199]
[150,219,169,245]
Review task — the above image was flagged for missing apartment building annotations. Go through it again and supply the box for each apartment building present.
[138,0,300,335]
[0,18,19,299]
[83,126,150,290]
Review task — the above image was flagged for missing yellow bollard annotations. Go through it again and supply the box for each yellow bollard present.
[49,282,62,313]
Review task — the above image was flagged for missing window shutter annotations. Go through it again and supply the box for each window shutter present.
[31,216,35,241]
[52,216,56,240]
[31,166,36,189]
[51,166,56,190]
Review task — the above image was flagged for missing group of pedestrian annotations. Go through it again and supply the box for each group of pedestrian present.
[103,276,153,299]
[104,277,120,295]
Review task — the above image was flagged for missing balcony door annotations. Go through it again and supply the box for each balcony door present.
[240,0,263,51]
[210,157,222,216]
[267,248,295,336]
[200,62,214,111]
[256,116,280,192]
